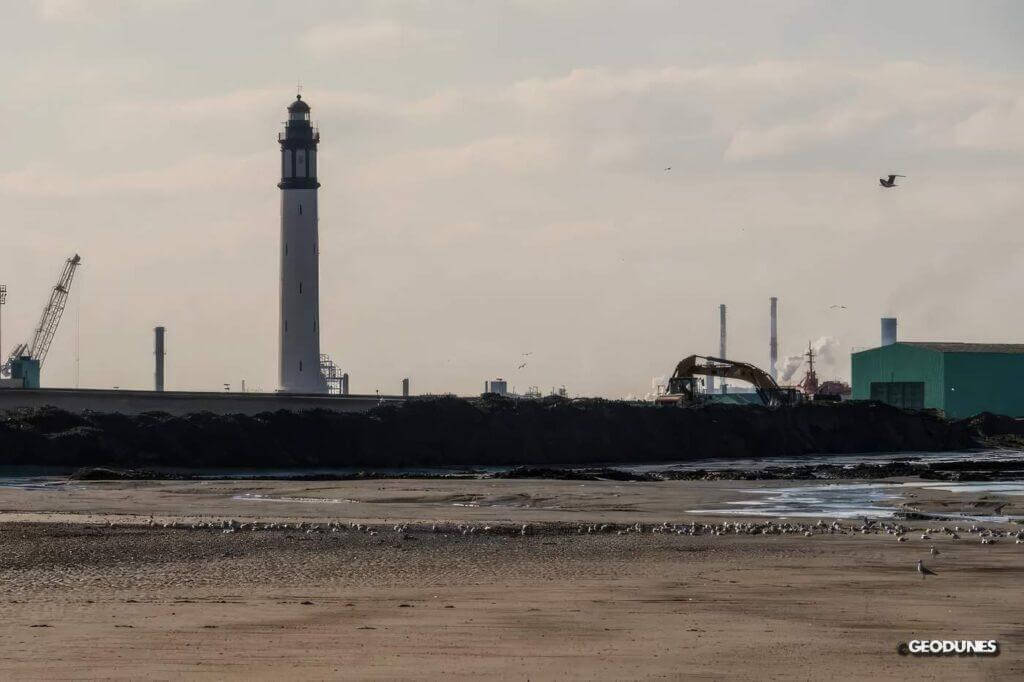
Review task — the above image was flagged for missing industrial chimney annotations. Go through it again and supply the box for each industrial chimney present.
[719,304,727,394]
[769,297,778,381]
[154,326,165,392]
[881,318,897,347]
[402,377,410,398]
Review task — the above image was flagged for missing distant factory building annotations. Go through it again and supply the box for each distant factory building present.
[484,378,508,396]
[852,342,1024,418]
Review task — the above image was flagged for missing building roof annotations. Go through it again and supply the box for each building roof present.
[287,94,310,113]
[900,342,1024,354]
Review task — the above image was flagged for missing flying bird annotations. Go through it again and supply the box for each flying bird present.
[916,559,937,579]
[879,174,905,188]
[829,305,847,309]
[664,166,672,172]
[517,363,527,370]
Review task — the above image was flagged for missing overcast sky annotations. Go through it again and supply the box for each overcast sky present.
[2,0,1023,396]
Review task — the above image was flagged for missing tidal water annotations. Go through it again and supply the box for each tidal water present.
[1,447,1020,485]
[687,481,1024,521]
[2,450,1023,521]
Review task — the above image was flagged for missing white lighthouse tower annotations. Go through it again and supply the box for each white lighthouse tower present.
[278,93,327,393]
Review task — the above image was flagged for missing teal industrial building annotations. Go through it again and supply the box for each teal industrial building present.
[851,342,1024,418]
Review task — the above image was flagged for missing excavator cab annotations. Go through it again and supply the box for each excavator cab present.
[665,376,700,402]
[657,375,707,405]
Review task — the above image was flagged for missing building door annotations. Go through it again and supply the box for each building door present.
[870,382,925,410]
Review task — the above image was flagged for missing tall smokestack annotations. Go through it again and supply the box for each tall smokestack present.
[719,304,727,395]
[402,377,409,398]
[881,317,897,347]
[154,326,165,392]
[769,297,778,381]
[341,373,350,395]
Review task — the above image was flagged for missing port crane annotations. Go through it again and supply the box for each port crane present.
[1,254,82,384]
[656,354,799,407]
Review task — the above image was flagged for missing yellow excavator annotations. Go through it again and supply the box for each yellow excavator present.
[655,355,799,408]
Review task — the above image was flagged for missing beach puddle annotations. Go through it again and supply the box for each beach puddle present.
[687,483,903,519]
[0,478,79,491]
[902,481,1024,496]
[689,481,1024,521]
[231,493,353,504]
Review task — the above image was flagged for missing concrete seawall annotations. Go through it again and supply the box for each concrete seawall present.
[0,388,402,416]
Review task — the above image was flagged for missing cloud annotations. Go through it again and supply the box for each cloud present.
[489,61,1024,166]
[356,135,564,187]
[33,0,95,23]
[49,57,1024,198]
[33,0,196,23]
[725,108,892,161]
[953,96,1024,151]
[83,87,424,142]
[0,153,268,199]
[301,21,435,56]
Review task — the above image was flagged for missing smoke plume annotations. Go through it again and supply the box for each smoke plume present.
[812,336,841,368]
[779,354,803,382]
[779,336,842,382]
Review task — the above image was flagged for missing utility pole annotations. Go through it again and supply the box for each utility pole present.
[719,304,727,394]
[154,326,165,392]
[0,285,6,369]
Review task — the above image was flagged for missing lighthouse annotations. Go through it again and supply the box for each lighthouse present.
[278,93,327,393]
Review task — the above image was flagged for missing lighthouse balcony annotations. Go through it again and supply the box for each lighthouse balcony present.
[278,128,319,144]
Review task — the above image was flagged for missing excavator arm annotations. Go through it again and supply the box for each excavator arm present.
[663,355,795,407]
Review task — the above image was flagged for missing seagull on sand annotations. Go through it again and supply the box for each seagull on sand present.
[917,560,937,580]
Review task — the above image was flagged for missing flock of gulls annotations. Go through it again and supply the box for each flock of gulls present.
[108,515,1022,539]
[104,515,1020,578]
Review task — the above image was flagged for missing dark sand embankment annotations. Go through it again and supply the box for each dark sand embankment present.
[0,397,1004,469]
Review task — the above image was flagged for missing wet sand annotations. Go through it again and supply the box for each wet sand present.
[0,478,1022,680]
[5,476,1024,524]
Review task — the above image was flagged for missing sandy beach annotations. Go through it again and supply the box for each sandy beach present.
[0,478,1021,680]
